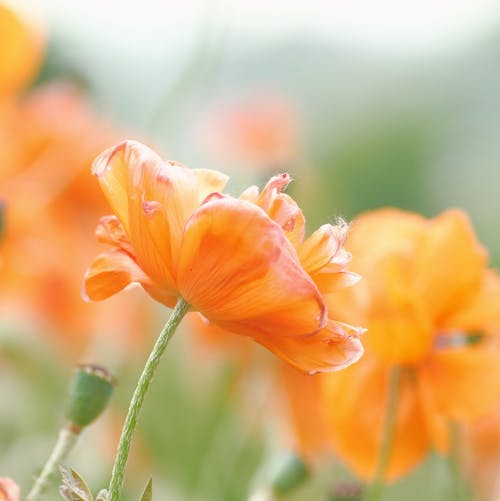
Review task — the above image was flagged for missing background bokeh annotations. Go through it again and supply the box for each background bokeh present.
[2,1,500,499]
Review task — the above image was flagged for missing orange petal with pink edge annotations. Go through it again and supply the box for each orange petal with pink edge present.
[299,222,348,275]
[0,4,44,98]
[92,141,136,232]
[84,249,178,307]
[412,209,487,323]
[93,140,202,288]
[95,215,133,254]
[418,343,500,423]
[253,319,364,374]
[321,358,429,481]
[256,173,291,212]
[83,249,151,301]
[240,175,306,248]
[177,197,326,339]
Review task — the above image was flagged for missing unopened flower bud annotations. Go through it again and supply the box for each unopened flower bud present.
[65,364,115,431]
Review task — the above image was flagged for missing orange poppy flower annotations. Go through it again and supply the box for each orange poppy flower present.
[83,140,364,374]
[0,478,19,501]
[316,208,500,481]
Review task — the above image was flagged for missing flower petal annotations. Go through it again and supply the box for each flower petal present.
[321,359,430,481]
[92,141,137,232]
[313,270,361,295]
[253,319,364,374]
[249,174,306,247]
[177,198,326,338]
[443,270,500,333]
[299,222,348,275]
[83,249,150,301]
[95,215,133,254]
[347,208,425,274]
[83,248,178,307]
[93,140,203,288]
[365,253,434,363]
[193,168,229,202]
[418,343,500,423]
[280,365,331,458]
[412,209,487,323]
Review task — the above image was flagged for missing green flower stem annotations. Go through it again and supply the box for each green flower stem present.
[107,298,190,501]
[26,426,80,501]
[363,366,401,501]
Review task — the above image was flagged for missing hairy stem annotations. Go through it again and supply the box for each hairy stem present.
[26,426,80,501]
[107,298,190,501]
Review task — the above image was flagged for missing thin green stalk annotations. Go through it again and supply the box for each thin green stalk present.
[107,298,190,501]
[26,426,80,501]
[363,366,401,501]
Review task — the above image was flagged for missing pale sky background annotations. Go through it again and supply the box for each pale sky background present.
[39,0,500,56]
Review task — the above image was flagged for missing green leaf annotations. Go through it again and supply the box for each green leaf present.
[139,478,153,501]
[59,465,93,501]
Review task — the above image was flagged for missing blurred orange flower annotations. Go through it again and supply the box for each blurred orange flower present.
[463,404,500,501]
[83,140,364,374]
[0,2,151,356]
[0,478,19,501]
[0,2,44,101]
[201,95,299,172]
[316,208,500,481]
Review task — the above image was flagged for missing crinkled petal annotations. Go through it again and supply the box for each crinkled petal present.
[177,198,326,338]
[83,249,151,301]
[253,319,364,374]
[321,359,429,481]
[84,249,178,307]
[256,173,291,212]
[92,141,136,232]
[412,209,487,323]
[93,140,201,288]
[299,222,348,275]
[95,215,133,254]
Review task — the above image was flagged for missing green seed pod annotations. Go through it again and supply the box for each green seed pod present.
[269,452,309,495]
[65,364,116,431]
